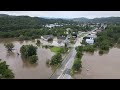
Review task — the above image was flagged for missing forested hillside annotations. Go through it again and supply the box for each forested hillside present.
[0,14,76,39]
[73,17,120,24]
[0,14,74,31]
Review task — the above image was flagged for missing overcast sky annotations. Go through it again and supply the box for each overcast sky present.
[0,11,120,19]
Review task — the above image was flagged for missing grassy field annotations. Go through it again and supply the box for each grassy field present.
[80,33,87,37]
[50,46,63,53]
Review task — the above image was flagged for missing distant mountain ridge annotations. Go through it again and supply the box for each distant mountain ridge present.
[73,17,120,23]
[0,14,9,17]
[1,14,120,24]
[73,17,90,22]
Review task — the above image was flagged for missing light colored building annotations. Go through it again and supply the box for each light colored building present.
[86,38,94,45]
[85,34,96,45]
[87,34,97,39]
[41,35,54,41]
[57,36,70,46]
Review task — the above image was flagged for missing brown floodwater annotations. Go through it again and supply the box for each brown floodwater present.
[74,48,120,79]
[0,38,55,79]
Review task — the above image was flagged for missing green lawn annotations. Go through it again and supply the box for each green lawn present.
[50,47,63,53]
[80,33,86,37]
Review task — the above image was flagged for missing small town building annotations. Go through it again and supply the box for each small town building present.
[86,38,94,45]
[57,36,69,46]
[84,34,97,45]
[41,35,54,41]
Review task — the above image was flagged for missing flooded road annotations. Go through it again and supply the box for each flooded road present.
[74,48,120,79]
[0,38,55,79]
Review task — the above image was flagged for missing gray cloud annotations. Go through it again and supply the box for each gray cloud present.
[0,11,120,19]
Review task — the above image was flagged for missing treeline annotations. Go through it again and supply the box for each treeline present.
[0,14,93,39]
[0,26,93,40]
[0,16,42,31]
[71,46,83,74]
[0,14,75,31]
[94,24,120,54]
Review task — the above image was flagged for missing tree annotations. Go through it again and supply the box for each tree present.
[99,41,109,50]
[36,39,41,46]
[76,51,83,59]
[20,45,37,58]
[75,46,83,52]
[47,38,53,42]
[4,43,14,51]
[50,53,62,65]
[117,38,120,44]
[18,35,24,41]
[72,58,82,71]
[99,50,104,55]
[29,55,38,64]
[36,39,41,44]
[83,45,95,52]
[20,45,38,64]
[0,59,14,79]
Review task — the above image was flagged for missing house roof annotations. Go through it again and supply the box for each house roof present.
[57,36,66,40]
[42,35,53,39]
[86,35,97,38]
[86,39,94,44]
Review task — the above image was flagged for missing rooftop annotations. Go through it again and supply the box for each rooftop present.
[86,34,97,38]
[42,35,53,39]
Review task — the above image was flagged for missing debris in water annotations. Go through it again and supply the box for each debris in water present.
[86,69,89,71]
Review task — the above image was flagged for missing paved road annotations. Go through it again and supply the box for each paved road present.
[50,28,97,79]
[50,36,86,79]
[50,47,75,79]
[57,35,87,79]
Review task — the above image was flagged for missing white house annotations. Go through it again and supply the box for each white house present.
[86,38,94,45]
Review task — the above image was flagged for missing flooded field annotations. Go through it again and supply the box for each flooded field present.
[74,48,120,79]
[0,38,55,79]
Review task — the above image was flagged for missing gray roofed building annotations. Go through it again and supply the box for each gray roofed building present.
[41,35,54,41]
[57,36,66,44]
[57,36,69,45]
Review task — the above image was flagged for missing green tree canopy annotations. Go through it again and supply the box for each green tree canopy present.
[4,43,14,51]
[0,59,14,79]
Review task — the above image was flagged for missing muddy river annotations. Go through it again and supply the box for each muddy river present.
[1,38,120,79]
[74,48,120,79]
[0,38,55,79]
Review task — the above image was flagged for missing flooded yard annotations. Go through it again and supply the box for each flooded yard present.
[74,48,120,79]
[0,38,55,79]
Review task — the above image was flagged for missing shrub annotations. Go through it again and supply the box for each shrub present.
[29,55,38,64]
[36,39,41,44]
[0,59,14,79]
[4,43,14,51]
[50,53,62,65]
[20,45,38,64]
[99,50,104,55]
[72,58,82,71]
[20,45,37,58]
